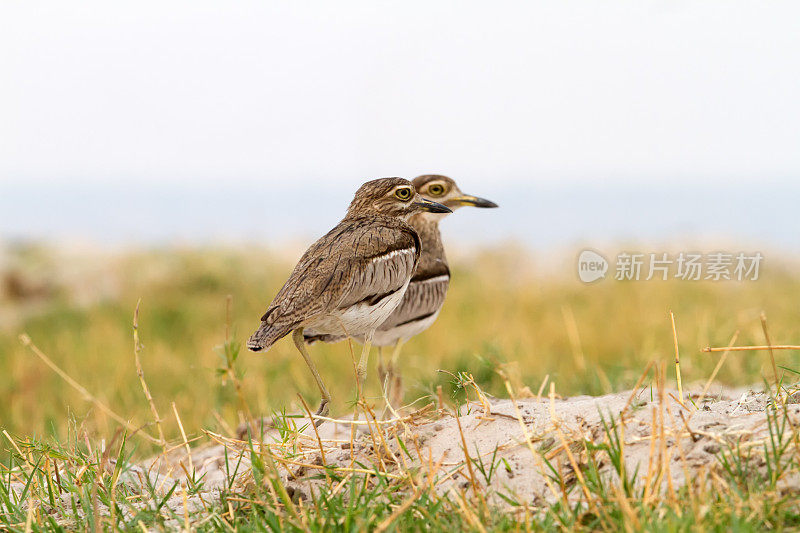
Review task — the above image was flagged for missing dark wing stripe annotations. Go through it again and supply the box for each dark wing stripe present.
[394,310,436,327]
[377,276,449,331]
[347,288,398,308]
[411,267,451,283]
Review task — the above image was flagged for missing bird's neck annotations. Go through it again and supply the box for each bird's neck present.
[342,212,404,225]
[409,214,448,272]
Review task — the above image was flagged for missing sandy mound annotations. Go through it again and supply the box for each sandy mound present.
[11,384,798,527]
[125,383,800,518]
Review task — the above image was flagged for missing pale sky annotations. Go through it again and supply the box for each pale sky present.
[2,1,799,188]
[1,2,799,249]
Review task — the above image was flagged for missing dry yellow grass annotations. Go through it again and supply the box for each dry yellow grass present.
[3,244,800,530]
[1,244,799,451]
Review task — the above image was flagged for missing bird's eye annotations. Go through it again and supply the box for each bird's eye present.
[428,184,445,196]
[394,187,412,201]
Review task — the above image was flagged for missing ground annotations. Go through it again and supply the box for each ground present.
[5,381,800,531]
[2,245,800,530]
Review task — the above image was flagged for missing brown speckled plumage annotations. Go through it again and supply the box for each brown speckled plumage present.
[247,177,450,352]
[371,214,449,337]
[305,174,497,347]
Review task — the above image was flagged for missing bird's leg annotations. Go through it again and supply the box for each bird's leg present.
[380,339,405,419]
[356,332,373,398]
[388,339,405,408]
[377,345,393,412]
[350,332,374,440]
[292,328,331,427]
[377,346,388,390]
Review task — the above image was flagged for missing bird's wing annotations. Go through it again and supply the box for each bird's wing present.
[255,218,420,340]
[378,264,450,331]
[334,220,420,309]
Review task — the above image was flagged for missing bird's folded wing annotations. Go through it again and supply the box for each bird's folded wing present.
[378,272,450,330]
[336,240,419,309]
[259,219,420,330]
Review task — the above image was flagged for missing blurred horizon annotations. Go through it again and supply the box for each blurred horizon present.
[1,180,797,253]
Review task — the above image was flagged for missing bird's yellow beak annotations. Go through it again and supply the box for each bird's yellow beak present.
[449,195,498,208]
[413,198,452,214]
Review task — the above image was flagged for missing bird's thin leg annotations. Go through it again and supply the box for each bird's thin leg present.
[377,346,387,389]
[356,332,374,397]
[292,328,331,427]
[377,345,393,410]
[351,331,374,440]
[388,339,404,407]
[380,339,405,419]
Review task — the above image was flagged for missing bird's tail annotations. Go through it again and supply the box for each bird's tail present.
[247,322,278,352]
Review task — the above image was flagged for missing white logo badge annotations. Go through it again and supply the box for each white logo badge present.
[577,250,608,283]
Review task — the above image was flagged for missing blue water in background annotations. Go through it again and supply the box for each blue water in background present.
[1,182,797,251]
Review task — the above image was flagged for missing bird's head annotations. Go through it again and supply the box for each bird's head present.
[346,177,452,220]
[412,175,498,219]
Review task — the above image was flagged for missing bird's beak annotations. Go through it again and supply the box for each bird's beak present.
[450,195,498,208]
[413,198,452,214]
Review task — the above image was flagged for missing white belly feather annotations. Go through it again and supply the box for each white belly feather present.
[304,278,410,338]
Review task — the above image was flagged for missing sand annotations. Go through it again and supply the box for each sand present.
[11,384,799,526]
[137,384,800,515]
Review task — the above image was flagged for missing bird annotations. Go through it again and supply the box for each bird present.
[305,174,497,410]
[246,177,451,426]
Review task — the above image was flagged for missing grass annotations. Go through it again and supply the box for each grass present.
[2,243,800,530]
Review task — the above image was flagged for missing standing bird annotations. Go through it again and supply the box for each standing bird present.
[305,175,497,409]
[247,178,451,425]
